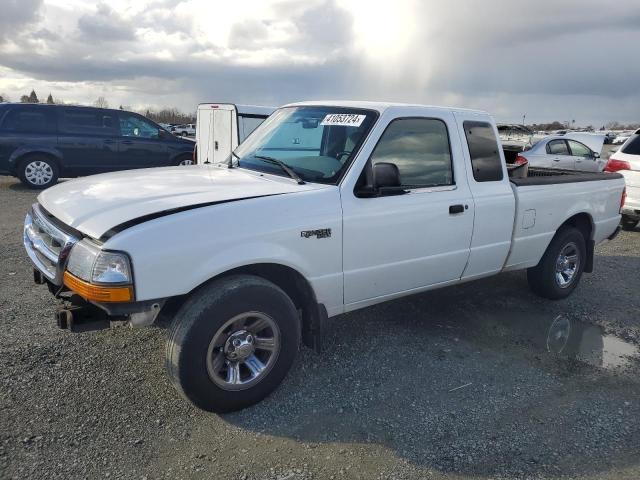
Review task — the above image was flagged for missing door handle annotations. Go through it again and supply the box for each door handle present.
[553,158,561,161]
[449,204,465,214]
[214,140,219,151]
[104,139,115,144]
[121,140,133,145]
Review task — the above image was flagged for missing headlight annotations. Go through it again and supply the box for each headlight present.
[67,239,132,285]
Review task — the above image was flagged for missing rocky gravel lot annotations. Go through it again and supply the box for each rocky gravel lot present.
[1,175,639,480]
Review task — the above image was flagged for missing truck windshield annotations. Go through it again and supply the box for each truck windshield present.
[231,106,377,184]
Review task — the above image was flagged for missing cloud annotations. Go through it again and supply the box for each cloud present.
[0,0,639,126]
[77,3,136,42]
[0,0,43,41]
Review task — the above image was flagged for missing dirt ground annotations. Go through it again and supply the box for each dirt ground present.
[1,175,639,480]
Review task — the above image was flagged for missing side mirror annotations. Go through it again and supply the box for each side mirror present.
[592,152,600,159]
[373,162,401,188]
[355,162,404,198]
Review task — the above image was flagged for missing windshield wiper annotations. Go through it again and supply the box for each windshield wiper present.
[228,151,240,168]
[253,155,306,185]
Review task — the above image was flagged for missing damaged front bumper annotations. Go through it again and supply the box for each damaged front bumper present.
[34,268,166,332]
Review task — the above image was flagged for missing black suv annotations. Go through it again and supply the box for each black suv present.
[0,103,195,188]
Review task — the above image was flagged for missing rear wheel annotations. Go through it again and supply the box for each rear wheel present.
[18,155,59,189]
[527,226,586,299]
[621,216,639,231]
[165,274,300,412]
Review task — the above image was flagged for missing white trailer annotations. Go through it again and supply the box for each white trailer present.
[195,104,275,164]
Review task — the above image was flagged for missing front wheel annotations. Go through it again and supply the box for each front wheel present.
[165,274,300,412]
[621,216,639,231]
[527,226,586,299]
[176,156,194,166]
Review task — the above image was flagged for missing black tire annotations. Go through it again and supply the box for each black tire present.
[17,155,59,189]
[621,216,639,231]
[527,226,586,300]
[174,155,193,166]
[166,274,300,413]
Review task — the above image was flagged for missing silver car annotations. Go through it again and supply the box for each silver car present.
[519,137,607,172]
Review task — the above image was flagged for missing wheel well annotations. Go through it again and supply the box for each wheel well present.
[222,264,325,350]
[222,263,317,314]
[16,152,60,172]
[560,212,595,273]
[561,212,593,241]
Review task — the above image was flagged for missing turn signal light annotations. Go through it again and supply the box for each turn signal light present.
[63,271,133,303]
[621,186,626,213]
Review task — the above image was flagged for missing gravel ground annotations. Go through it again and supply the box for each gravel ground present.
[1,175,639,480]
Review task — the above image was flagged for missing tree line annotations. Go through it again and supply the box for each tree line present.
[0,90,196,124]
[529,120,639,131]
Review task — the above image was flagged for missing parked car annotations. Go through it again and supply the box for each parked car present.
[605,128,640,230]
[24,101,624,413]
[0,103,195,189]
[517,136,606,172]
[171,123,196,136]
[195,103,275,164]
[613,132,633,145]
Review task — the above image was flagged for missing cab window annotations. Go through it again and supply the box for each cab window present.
[369,118,453,188]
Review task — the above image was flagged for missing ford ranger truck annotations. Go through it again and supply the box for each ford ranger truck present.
[23,102,625,412]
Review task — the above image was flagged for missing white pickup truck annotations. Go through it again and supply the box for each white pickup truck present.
[23,101,625,412]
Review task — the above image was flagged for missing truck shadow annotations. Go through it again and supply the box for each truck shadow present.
[221,259,640,478]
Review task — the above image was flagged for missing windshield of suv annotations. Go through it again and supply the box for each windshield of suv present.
[231,106,377,184]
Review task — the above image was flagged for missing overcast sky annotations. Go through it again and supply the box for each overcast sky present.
[1,0,639,126]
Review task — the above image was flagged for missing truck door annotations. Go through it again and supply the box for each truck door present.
[196,106,213,164]
[341,112,475,305]
[212,107,235,163]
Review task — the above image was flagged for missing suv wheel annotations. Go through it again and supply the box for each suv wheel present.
[527,226,586,299]
[18,155,59,189]
[166,274,300,412]
[176,157,194,166]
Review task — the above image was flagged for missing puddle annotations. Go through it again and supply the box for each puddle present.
[547,315,639,368]
[467,311,639,370]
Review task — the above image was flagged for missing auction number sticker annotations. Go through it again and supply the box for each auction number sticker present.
[320,113,366,127]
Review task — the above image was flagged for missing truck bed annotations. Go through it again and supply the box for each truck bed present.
[504,167,624,272]
[510,167,623,186]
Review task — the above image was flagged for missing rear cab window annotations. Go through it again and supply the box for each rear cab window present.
[239,115,268,142]
[463,121,504,182]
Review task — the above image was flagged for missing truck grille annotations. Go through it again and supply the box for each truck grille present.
[23,204,78,285]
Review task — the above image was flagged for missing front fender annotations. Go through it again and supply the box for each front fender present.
[103,188,344,314]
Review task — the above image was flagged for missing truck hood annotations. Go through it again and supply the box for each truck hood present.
[38,165,325,239]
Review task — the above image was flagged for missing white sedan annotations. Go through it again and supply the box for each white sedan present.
[518,137,607,172]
